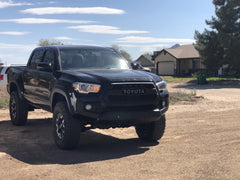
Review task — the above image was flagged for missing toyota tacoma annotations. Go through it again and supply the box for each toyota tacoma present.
[7,45,169,149]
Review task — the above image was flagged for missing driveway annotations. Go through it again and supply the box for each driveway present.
[0,83,240,179]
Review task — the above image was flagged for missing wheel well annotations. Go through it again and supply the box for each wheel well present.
[52,93,67,112]
[10,83,18,93]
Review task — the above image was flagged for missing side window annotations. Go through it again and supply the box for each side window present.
[29,49,45,69]
[43,50,55,64]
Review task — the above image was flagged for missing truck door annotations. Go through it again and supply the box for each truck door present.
[23,49,45,105]
[35,49,56,110]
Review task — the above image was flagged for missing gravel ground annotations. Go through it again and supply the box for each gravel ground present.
[0,83,240,179]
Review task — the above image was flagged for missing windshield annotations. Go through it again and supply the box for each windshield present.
[59,48,130,70]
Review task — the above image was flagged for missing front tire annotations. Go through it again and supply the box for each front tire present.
[9,91,28,126]
[53,101,81,150]
[135,115,166,142]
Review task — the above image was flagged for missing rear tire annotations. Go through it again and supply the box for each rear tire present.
[135,115,166,142]
[53,101,81,150]
[9,91,28,126]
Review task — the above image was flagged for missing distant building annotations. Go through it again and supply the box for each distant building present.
[153,44,205,76]
[134,54,155,73]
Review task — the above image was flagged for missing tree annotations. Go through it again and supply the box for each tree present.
[194,30,224,74]
[195,0,240,75]
[38,39,63,46]
[111,45,132,62]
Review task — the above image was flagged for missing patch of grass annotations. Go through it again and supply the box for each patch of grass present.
[170,90,197,105]
[162,76,195,83]
[206,77,240,81]
[162,76,240,85]
[206,77,240,85]
[0,98,9,108]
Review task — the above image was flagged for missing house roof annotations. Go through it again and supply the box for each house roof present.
[142,54,152,61]
[135,54,154,66]
[164,44,199,59]
[153,44,200,60]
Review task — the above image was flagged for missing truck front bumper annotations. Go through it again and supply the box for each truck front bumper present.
[71,90,169,128]
[73,96,169,128]
[91,107,167,128]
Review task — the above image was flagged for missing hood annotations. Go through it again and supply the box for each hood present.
[62,69,161,83]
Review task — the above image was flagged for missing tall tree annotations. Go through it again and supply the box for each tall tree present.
[195,0,240,75]
[111,45,132,62]
[194,30,224,74]
[38,39,63,46]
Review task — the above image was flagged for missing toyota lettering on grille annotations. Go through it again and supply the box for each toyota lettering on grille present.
[122,89,145,95]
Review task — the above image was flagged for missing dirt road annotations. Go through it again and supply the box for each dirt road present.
[0,84,240,179]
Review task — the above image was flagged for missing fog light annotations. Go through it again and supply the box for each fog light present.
[85,104,92,111]
[162,101,166,107]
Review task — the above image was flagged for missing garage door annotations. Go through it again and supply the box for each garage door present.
[158,61,174,75]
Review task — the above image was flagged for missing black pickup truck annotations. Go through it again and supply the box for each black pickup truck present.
[7,45,169,149]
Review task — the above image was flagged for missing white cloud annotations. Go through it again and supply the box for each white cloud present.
[0,43,34,50]
[0,43,36,64]
[0,18,94,24]
[68,25,148,35]
[54,36,73,40]
[116,36,195,44]
[119,44,168,53]
[37,1,56,5]
[119,44,167,48]
[0,53,28,65]
[0,31,30,35]
[21,7,125,15]
[0,1,32,8]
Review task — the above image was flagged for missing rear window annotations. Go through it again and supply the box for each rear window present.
[0,67,3,73]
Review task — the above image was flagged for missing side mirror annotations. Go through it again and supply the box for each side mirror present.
[131,62,141,70]
[37,62,53,72]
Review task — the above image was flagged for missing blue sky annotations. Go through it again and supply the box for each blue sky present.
[0,0,215,65]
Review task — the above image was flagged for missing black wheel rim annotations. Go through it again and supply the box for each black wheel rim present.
[56,112,65,139]
[10,96,17,119]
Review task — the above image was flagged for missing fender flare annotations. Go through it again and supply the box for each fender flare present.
[50,88,75,114]
[9,80,24,100]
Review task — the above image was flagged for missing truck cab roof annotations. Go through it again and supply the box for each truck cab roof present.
[34,45,112,51]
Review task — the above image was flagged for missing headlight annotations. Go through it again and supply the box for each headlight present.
[156,81,167,92]
[72,82,101,94]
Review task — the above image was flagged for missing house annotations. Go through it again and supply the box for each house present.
[153,44,205,76]
[134,54,155,72]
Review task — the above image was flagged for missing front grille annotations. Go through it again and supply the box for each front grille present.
[106,82,158,108]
